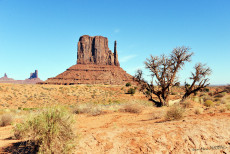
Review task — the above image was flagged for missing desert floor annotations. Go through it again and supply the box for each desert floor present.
[0,83,229,154]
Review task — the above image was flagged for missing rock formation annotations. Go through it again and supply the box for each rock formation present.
[77,35,120,66]
[29,70,38,79]
[0,71,42,84]
[40,35,135,85]
[0,73,14,81]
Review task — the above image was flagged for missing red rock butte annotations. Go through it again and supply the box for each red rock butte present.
[40,35,136,85]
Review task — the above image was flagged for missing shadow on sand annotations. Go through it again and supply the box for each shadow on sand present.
[3,140,38,154]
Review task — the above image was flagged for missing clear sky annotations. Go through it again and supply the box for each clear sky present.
[0,0,229,85]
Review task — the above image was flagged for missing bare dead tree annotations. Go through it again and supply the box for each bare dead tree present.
[142,46,193,106]
[134,69,144,83]
[182,63,211,100]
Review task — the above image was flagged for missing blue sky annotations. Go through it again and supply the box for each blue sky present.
[0,0,229,85]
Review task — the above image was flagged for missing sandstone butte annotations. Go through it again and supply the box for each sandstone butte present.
[0,70,42,84]
[40,35,136,85]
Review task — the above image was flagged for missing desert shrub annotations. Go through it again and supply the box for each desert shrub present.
[171,92,178,95]
[120,103,142,114]
[88,107,103,116]
[208,92,214,96]
[215,101,221,106]
[14,106,75,154]
[165,105,184,121]
[181,100,193,108]
[204,100,214,107]
[223,86,230,93]
[226,103,230,110]
[144,90,151,96]
[202,95,213,102]
[73,104,91,114]
[152,111,164,119]
[215,92,226,98]
[226,96,230,100]
[194,108,203,115]
[204,88,209,92]
[125,82,131,87]
[127,88,136,95]
[219,108,226,113]
[0,114,13,127]
[220,98,227,104]
[73,104,103,116]
[192,97,200,103]
[214,97,221,102]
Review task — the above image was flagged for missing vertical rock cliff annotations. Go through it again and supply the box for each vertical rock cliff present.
[40,35,135,85]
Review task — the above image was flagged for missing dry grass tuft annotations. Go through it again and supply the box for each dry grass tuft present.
[181,100,194,108]
[219,108,226,113]
[152,111,164,120]
[226,103,230,110]
[165,105,184,121]
[120,103,142,114]
[204,100,214,107]
[0,114,13,127]
[73,104,103,116]
[194,108,203,115]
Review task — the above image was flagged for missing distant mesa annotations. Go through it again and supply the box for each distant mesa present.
[0,70,42,84]
[40,35,136,85]
[0,73,14,81]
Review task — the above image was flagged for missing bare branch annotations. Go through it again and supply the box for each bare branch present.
[143,46,193,106]
[182,63,212,100]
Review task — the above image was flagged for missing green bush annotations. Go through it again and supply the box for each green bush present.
[125,82,131,87]
[14,106,75,154]
[144,90,151,96]
[127,88,136,95]
[171,92,178,95]
[165,105,184,121]
[204,100,214,107]
[203,88,210,92]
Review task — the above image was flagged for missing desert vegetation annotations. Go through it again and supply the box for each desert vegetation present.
[14,106,75,153]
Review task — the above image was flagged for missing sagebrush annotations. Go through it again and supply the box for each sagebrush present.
[14,106,76,154]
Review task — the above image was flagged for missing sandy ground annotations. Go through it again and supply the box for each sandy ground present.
[0,84,229,153]
[0,109,229,154]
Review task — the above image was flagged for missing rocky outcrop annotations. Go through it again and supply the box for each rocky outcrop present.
[77,35,120,66]
[40,64,134,85]
[0,73,14,81]
[29,70,38,79]
[0,71,42,84]
[40,35,136,85]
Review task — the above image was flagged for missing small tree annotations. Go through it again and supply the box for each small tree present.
[137,46,211,107]
[143,46,193,106]
[182,63,211,100]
